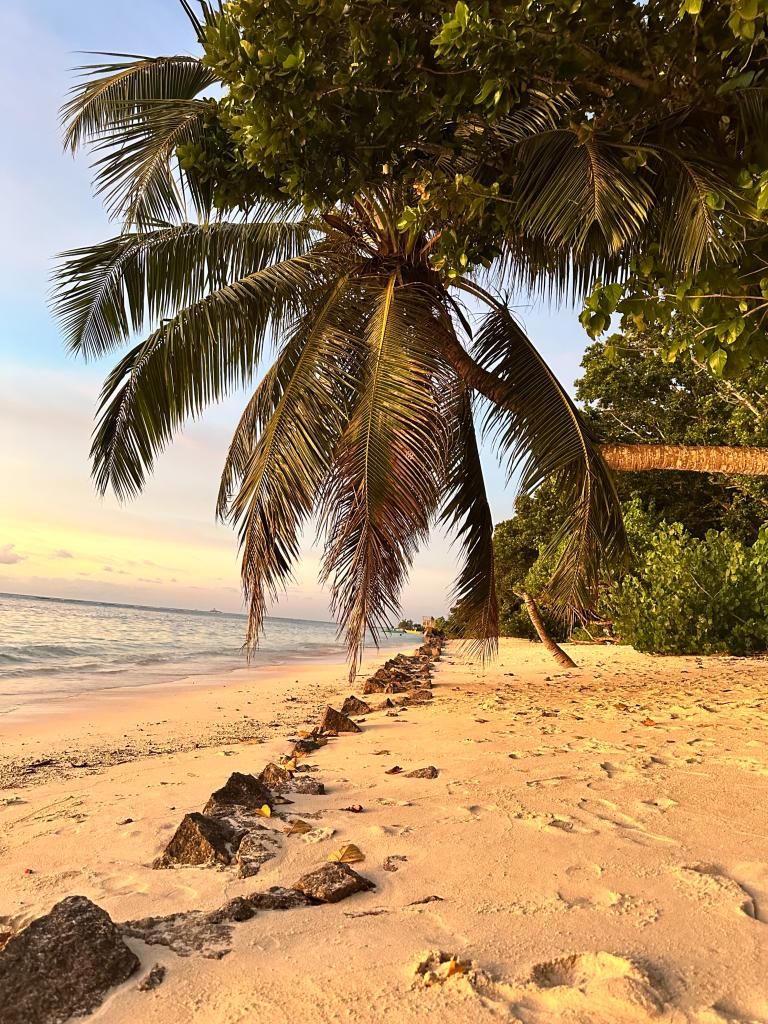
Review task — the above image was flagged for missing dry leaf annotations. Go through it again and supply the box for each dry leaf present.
[385,766,403,775]
[286,819,312,835]
[373,750,390,756]
[341,804,364,813]
[641,718,656,727]
[255,804,272,817]
[328,843,365,864]
[446,959,467,977]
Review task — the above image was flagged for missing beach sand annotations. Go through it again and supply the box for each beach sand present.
[1,638,767,1023]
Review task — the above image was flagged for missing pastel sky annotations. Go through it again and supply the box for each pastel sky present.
[0,0,588,621]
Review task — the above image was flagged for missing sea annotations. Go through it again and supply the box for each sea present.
[0,592,409,717]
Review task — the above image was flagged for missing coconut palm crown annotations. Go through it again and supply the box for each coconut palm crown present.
[53,47,634,672]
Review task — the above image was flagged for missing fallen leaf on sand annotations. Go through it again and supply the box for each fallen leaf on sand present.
[328,843,365,864]
[408,895,444,905]
[641,718,657,727]
[373,750,390,756]
[341,804,364,813]
[255,804,272,817]
[286,819,312,835]
[385,766,403,775]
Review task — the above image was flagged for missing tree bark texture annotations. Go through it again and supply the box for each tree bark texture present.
[521,591,578,669]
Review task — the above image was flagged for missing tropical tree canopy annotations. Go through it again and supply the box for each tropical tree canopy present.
[194,0,768,374]
[53,0,768,671]
[54,37,629,670]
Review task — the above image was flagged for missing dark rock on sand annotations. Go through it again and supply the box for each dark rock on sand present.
[203,771,274,816]
[319,706,362,734]
[209,897,258,923]
[407,688,433,702]
[153,812,245,868]
[340,695,371,717]
[406,766,439,778]
[246,886,315,910]
[235,827,280,879]
[138,964,166,992]
[259,762,292,788]
[121,910,233,959]
[0,895,139,1024]
[292,862,375,904]
[289,776,326,796]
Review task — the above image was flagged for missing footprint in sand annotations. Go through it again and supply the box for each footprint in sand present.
[577,798,678,846]
[676,863,765,921]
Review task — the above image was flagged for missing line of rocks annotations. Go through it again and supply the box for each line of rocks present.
[0,633,445,1024]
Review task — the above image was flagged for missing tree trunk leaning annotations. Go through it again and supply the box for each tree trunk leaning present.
[599,445,768,476]
[520,592,578,669]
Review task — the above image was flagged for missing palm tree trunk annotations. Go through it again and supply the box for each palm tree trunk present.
[440,331,768,478]
[520,592,578,669]
[599,445,768,475]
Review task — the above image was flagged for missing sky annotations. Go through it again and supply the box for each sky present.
[0,0,589,621]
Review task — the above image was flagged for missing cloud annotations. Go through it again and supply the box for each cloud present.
[0,543,24,564]
[53,549,74,559]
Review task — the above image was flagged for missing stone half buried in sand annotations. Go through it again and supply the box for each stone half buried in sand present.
[245,887,315,910]
[153,812,245,869]
[258,762,325,797]
[292,862,376,903]
[340,695,371,717]
[0,895,139,1024]
[203,771,275,816]
[318,705,362,735]
[259,762,292,789]
[405,765,439,778]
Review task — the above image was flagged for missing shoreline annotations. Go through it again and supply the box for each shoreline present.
[1,639,767,1023]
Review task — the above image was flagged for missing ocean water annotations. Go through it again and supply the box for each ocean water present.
[0,592,409,716]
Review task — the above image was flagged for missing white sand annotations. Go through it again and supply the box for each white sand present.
[1,639,767,1023]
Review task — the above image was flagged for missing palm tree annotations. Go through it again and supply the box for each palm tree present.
[52,38,768,671]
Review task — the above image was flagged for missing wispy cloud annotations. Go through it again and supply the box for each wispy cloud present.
[53,548,74,559]
[0,543,25,565]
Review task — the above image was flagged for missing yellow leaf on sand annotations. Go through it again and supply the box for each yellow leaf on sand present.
[286,819,312,835]
[256,804,272,817]
[327,843,365,864]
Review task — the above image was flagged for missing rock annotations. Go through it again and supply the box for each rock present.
[289,776,325,796]
[246,887,315,910]
[137,964,166,992]
[363,679,387,694]
[406,766,439,778]
[121,911,233,959]
[0,896,139,1024]
[319,706,362,734]
[235,827,280,878]
[153,812,245,868]
[407,688,433,701]
[259,762,292,788]
[292,862,375,904]
[202,772,274,816]
[208,897,257,923]
[340,695,371,717]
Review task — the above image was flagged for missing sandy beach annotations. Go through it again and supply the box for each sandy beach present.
[1,638,767,1024]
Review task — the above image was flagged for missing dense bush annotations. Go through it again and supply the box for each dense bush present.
[611,507,768,655]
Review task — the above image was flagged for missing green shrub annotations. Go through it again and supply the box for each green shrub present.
[612,506,768,656]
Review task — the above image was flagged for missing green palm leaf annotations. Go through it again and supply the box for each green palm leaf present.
[439,380,499,657]
[319,279,452,671]
[52,219,313,358]
[90,251,330,499]
[467,293,628,617]
[226,280,364,647]
[61,55,220,224]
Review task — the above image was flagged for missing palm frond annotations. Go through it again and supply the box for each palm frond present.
[52,218,314,358]
[90,251,332,499]
[318,279,452,673]
[439,380,499,658]
[225,280,364,647]
[62,55,220,224]
[467,294,628,616]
